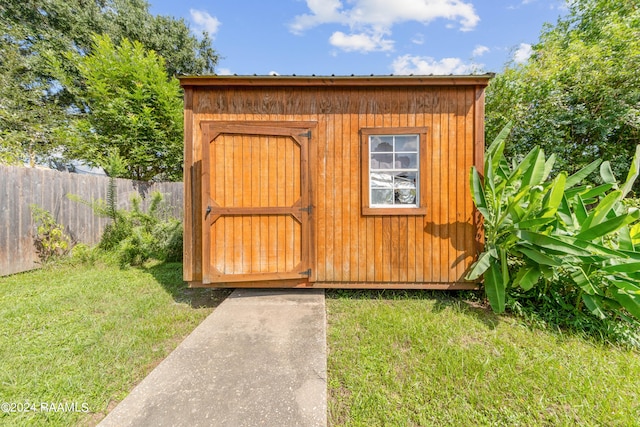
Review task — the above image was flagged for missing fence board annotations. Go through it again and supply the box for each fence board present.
[0,165,183,276]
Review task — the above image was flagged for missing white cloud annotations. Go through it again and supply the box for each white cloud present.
[391,54,477,75]
[217,68,233,75]
[289,0,347,34]
[411,33,425,45]
[190,9,221,36]
[513,43,533,63]
[292,0,478,32]
[269,71,280,76]
[290,0,479,53]
[329,30,394,53]
[472,45,489,57]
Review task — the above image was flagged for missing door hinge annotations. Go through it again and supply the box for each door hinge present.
[299,268,312,277]
[299,205,312,214]
[298,130,311,138]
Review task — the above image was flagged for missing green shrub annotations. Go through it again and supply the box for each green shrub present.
[69,189,183,266]
[30,205,72,263]
[110,192,183,266]
[151,218,183,262]
[99,212,133,251]
[468,123,640,325]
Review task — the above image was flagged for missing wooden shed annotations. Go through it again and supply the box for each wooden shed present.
[180,75,492,289]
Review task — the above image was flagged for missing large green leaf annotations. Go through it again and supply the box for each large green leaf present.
[582,294,607,319]
[572,194,588,224]
[564,185,588,199]
[559,234,626,258]
[541,172,566,216]
[500,248,509,289]
[516,246,562,266]
[513,266,540,291]
[613,271,640,281]
[516,217,556,229]
[465,251,493,280]
[484,262,506,313]
[631,222,640,246]
[503,188,531,223]
[575,209,640,241]
[565,159,602,189]
[517,231,592,256]
[470,166,489,219]
[508,203,526,223]
[610,279,640,294]
[581,190,622,230]
[486,122,511,170]
[574,255,610,264]
[497,156,511,180]
[599,161,617,185]
[485,153,496,195]
[616,250,640,261]
[615,292,640,321]
[617,225,635,252]
[620,145,640,199]
[556,195,574,228]
[579,184,614,200]
[542,153,556,182]
[521,149,546,187]
[507,146,540,185]
[601,262,640,274]
[571,268,598,295]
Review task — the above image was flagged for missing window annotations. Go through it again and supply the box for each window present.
[361,127,428,215]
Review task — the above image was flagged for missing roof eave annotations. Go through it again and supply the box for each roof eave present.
[178,74,495,88]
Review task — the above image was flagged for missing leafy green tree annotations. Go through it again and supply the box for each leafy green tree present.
[0,19,65,165]
[0,0,217,76]
[0,0,217,167]
[486,0,640,186]
[71,35,183,181]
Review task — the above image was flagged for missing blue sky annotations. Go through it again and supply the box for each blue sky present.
[148,0,567,76]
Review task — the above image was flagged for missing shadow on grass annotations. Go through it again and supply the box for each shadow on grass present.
[325,288,501,329]
[143,262,232,308]
[326,289,640,349]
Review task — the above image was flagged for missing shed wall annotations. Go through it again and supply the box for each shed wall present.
[184,84,484,288]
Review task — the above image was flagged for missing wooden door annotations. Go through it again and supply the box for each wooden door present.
[201,123,312,284]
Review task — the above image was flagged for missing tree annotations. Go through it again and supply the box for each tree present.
[71,35,183,181]
[486,0,640,186]
[0,18,65,166]
[0,0,218,76]
[0,0,217,168]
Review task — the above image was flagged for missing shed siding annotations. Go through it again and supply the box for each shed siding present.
[184,82,483,288]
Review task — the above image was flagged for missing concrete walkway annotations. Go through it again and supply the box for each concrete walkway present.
[99,289,327,427]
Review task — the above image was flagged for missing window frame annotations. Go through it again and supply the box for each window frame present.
[361,127,429,216]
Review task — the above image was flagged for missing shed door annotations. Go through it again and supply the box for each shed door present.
[201,123,312,284]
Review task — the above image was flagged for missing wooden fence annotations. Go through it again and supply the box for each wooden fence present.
[0,165,183,276]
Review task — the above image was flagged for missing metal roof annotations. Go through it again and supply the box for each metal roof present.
[178,74,494,88]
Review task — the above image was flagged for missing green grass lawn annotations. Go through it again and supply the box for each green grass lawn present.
[0,260,230,426]
[327,290,640,426]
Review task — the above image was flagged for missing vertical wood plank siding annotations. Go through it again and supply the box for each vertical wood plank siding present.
[183,79,488,288]
[206,132,303,276]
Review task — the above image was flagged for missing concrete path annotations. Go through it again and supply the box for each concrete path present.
[99,289,327,427]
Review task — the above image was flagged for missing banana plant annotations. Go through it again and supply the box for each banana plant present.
[467,123,640,321]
